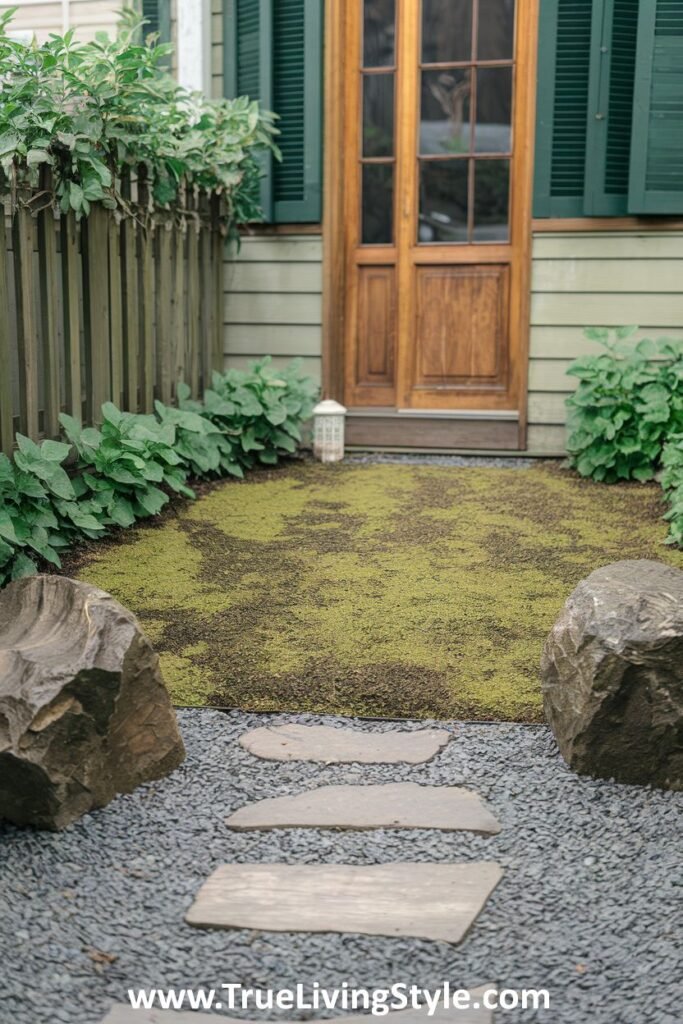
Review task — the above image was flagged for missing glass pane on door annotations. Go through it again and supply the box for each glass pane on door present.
[421,0,473,63]
[364,0,396,67]
[474,67,512,153]
[473,159,509,241]
[420,69,472,155]
[418,160,469,243]
[477,0,515,60]
[363,164,394,243]
[363,73,395,157]
[417,0,515,244]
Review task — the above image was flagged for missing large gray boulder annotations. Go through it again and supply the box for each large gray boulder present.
[0,575,185,829]
[541,560,683,790]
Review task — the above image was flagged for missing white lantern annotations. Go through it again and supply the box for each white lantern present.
[312,399,347,463]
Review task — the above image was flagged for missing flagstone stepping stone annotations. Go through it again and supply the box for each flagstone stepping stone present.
[239,724,452,763]
[186,862,503,944]
[100,990,494,1022]
[226,782,502,834]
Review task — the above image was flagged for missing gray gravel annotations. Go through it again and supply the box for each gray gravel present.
[1,709,681,1024]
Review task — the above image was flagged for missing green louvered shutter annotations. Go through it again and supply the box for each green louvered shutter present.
[142,0,171,45]
[224,0,322,223]
[629,0,683,213]
[534,0,594,217]
[272,0,322,221]
[584,0,639,214]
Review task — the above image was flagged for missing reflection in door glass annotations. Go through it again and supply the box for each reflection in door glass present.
[364,0,395,67]
[422,0,472,64]
[477,0,515,60]
[420,70,471,155]
[363,73,395,157]
[474,67,512,153]
[473,159,509,241]
[418,160,468,243]
[362,163,394,243]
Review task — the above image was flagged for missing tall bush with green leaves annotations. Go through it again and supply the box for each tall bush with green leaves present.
[660,436,683,545]
[0,360,317,586]
[0,7,278,222]
[186,358,318,471]
[0,437,104,585]
[566,328,683,482]
[60,403,194,529]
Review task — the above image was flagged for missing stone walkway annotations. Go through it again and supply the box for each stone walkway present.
[103,724,502,1022]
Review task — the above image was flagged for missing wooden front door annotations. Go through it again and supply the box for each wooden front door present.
[340,0,536,440]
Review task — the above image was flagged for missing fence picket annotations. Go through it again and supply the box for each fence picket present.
[199,191,212,391]
[37,174,60,439]
[211,194,224,374]
[82,205,111,422]
[120,171,139,413]
[108,211,124,409]
[173,216,185,395]
[137,166,155,412]
[186,189,200,396]
[156,215,173,405]
[61,211,82,421]
[0,197,12,454]
[12,197,39,439]
[0,174,223,444]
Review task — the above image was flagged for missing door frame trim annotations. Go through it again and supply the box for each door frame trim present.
[322,0,539,449]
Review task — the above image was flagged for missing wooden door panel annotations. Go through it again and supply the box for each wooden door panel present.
[340,0,536,431]
[356,265,396,388]
[345,264,397,405]
[414,265,508,390]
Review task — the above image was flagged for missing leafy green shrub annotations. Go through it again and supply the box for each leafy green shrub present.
[195,358,318,470]
[660,436,683,545]
[0,359,317,586]
[0,8,278,222]
[0,436,104,585]
[566,328,683,482]
[155,396,243,480]
[60,403,194,527]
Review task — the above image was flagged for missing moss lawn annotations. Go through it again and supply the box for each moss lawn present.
[73,460,683,721]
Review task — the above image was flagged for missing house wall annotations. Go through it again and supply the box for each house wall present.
[223,230,683,452]
[212,5,683,453]
[528,230,683,453]
[210,0,222,98]
[0,0,122,41]
[224,235,323,384]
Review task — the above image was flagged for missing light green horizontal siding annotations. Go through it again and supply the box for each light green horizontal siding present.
[223,234,323,381]
[225,324,322,355]
[227,237,323,262]
[532,232,683,259]
[211,0,222,98]
[532,259,683,293]
[528,230,683,454]
[225,261,322,292]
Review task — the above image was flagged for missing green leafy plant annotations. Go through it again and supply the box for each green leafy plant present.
[0,359,317,586]
[195,358,318,470]
[660,435,683,545]
[0,8,278,220]
[158,390,244,479]
[566,328,683,482]
[0,436,104,585]
[60,403,194,527]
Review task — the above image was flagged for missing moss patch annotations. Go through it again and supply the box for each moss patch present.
[75,461,683,721]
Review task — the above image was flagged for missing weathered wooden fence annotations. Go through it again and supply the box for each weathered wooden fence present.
[0,170,225,455]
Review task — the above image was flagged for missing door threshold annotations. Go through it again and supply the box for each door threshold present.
[345,409,522,450]
[397,408,519,420]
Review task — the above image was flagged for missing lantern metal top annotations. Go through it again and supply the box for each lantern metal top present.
[313,399,347,416]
